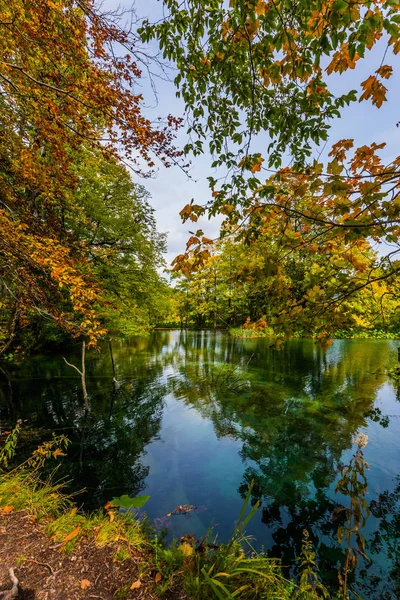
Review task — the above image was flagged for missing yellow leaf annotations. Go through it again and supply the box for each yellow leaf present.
[255,0,268,15]
[80,579,92,590]
[251,154,264,173]
[179,542,194,557]
[52,448,66,459]
[130,580,142,589]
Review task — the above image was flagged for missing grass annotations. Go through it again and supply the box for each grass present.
[0,468,324,599]
[0,426,325,599]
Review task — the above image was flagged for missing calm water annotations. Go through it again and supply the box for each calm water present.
[1,331,400,598]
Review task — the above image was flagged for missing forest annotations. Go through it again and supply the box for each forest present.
[0,0,399,356]
[1,1,400,599]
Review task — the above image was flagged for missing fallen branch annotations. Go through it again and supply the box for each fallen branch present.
[24,558,55,576]
[0,568,18,599]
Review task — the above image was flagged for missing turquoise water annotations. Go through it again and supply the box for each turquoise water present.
[1,331,400,597]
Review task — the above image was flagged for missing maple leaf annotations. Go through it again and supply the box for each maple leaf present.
[375,65,393,80]
[359,75,387,108]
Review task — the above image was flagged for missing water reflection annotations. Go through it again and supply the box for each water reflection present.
[0,331,399,597]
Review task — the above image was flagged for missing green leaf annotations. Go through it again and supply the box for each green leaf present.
[110,495,150,509]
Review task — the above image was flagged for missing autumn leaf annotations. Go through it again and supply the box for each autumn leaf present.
[2,506,14,513]
[179,543,194,557]
[376,65,393,80]
[80,580,92,590]
[60,525,81,550]
[130,580,142,589]
[359,75,387,108]
[107,510,115,523]
[155,572,162,583]
[251,154,264,173]
[52,448,66,459]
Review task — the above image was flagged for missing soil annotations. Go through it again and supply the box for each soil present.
[0,511,185,600]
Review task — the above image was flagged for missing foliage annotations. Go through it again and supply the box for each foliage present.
[0,0,181,354]
[0,420,22,470]
[142,0,400,338]
[110,495,150,510]
[70,151,172,336]
[170,236,400,340]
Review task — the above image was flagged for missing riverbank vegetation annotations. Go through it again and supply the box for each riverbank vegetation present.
[0,425,371,599]
[163,238,400,343]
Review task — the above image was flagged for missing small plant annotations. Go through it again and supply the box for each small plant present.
[26,434,70,471]
[334,432,370,599]
[296,529,329,599]
[114,546,131,562]
[0,420,22,469]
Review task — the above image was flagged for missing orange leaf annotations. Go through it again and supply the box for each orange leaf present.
[80,579,92,590]
[155,572,162,583]
[107,510,115,523]
[2,505,14,513]
[60,524,81,549]
[130,580,142,589]
[376,64,393,80]
[251,154,264,173]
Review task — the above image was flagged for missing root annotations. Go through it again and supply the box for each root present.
[0,568,19,599]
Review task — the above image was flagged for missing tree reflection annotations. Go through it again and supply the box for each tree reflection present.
[0,334,170,508]
[0,332,399,596]
[167,334,398,596]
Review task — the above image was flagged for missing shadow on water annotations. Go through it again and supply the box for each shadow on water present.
[1,330,400,598]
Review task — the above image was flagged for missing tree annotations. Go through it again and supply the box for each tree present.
[141,0,400,335]
[0,0,181,353]
[71,151,171,335]
[171,231,397,341]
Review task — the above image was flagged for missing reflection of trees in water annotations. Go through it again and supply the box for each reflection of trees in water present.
[1,332,399,594]
[167,334,398,597]
[368,476,400,598]
[0,334,171,509]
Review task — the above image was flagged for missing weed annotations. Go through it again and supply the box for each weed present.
[0,420,22,469]
[335,432,370,599]
[114,546,131,562]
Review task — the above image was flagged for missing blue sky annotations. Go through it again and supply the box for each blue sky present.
[105,0,400,267]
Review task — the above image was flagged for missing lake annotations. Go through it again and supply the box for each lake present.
[1,331,399,598]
